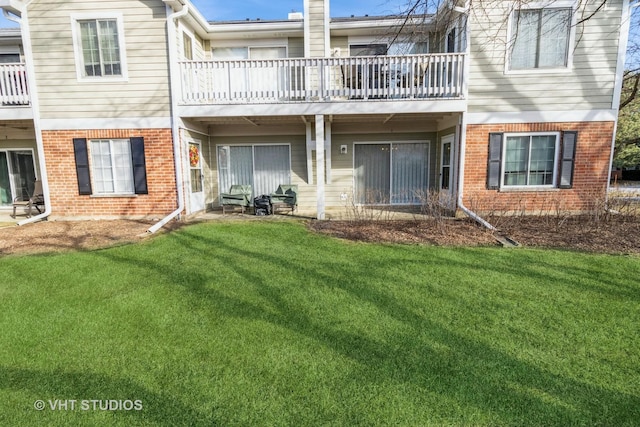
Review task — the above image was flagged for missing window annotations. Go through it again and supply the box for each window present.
[72,14,127,80]
[183,33,193,60]
[72,137,147,196]
[486,132,580,191]
[509,8,572,70]
[91,139,134,194]
[0,53,21,64]
[503,134,558,187]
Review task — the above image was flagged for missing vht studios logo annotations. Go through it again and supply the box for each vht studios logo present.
[34,399,143,411]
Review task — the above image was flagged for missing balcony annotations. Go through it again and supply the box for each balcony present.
[0,63,30,106]
[179,53,466,106]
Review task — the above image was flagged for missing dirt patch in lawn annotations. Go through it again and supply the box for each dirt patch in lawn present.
[0,220,182,256]
[1,213,638,256]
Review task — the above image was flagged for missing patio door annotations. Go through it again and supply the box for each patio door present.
[0,150,36,206]
[217,144,291,199]
[439,134,455,207]
[188,140,205,212]
[354,142,429,205]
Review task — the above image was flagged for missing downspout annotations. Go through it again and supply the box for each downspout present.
[147,2,189,233]
[3,7,53,226]
[455,3,496,232]
[606,0,633,205]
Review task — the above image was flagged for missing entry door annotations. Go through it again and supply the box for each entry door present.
[440,135,455,207]
[188,141,205,212]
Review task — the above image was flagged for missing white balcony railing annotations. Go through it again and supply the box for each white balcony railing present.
[0,63,29,106]
[179,53,466,105]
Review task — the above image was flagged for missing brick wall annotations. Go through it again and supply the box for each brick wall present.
[463,122,615,213]
[42,128,178,219]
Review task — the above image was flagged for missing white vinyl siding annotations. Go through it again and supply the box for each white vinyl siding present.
[467,0,623,113]
[27,0,171,120]
[90,139,134,194]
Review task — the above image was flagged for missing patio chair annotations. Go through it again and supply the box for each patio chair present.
[220,184,252,214]
[11,179,44,218]
[270,184,297,214]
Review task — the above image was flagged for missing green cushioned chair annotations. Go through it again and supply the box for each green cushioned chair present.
[220,184,252,214]
[270,184,297,214]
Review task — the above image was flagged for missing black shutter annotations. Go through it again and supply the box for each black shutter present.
[130,137,148,195]
[487,133,503,190]
[559,131,577,189]
[73,138,92,195]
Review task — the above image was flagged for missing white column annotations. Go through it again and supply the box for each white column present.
[306,122,313,184]
[315,114,325,220]
[324,120,332,184]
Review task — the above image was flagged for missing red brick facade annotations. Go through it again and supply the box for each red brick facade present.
[42,128,178,219]
[463,122,615,213]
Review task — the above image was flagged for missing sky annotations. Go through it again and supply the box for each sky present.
[0,1,408,27]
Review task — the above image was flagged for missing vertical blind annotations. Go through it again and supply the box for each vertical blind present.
[218,145,290,198]
[355,143,429,205]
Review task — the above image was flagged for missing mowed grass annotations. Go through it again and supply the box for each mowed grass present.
[0,221,638,426]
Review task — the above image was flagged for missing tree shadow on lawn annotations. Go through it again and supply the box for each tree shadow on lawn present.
[98,223,640,425]
[0,366,219,426]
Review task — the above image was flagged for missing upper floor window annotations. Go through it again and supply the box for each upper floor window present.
[183,33,193,60]
[72,14,127,81]
[509,8,572,70]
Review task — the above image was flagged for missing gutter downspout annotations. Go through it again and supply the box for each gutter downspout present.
[606,0,633,206]
[455,3,496,232]
[147,2,189,233]
[3,7,53,226]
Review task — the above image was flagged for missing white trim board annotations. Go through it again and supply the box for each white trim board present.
[39,117,172,130]
[466,109,617,124]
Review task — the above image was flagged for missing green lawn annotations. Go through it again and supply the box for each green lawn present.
[0,221,638,426]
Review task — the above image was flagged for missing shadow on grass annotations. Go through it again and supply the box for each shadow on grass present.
[92,222,640,424]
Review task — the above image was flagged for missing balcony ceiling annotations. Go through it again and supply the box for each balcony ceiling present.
[189,112,457,127]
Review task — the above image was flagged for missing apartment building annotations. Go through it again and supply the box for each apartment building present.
[0,0,632,227]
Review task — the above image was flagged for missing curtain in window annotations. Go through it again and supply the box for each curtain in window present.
[80,21,101,76]
[91,140,133,194]
[254,145,290,197]
[355,144,391,204]
[538,9,571,68]
[217,145,290,198]
[504,136,529,186]
[510,11,539,69]
[99,20,121,75]
[511,9,571,69]
[392,143,429,204]
[529,135,556,185]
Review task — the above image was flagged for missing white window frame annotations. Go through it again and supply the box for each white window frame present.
[71,12,129,82]
[90,139,135,195]
[505,1,577,75]
[500,132,560,190]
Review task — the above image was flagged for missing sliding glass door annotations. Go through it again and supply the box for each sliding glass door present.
[0,150,36,206]
[355,142,429,205]
[218,144,291,198]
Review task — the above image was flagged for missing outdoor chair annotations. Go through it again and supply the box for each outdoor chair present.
[270,184,297,214]
[11,179,44,218]
[220,184,252,214]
